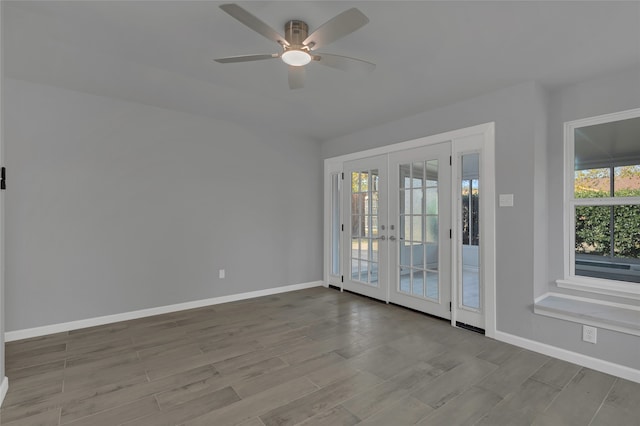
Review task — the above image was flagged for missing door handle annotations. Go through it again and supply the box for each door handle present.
[377,235,386,240]
[389,236,397,241]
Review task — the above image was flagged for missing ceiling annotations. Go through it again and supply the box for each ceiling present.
[4,1,640,142]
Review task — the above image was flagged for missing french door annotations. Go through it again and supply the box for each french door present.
[342,155,388,301]
[389,143,452,318]
[342,143,452,319]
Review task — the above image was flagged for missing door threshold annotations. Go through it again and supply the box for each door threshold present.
[334,288,452,324]
[456,321,485,335]
[389,302,450,323]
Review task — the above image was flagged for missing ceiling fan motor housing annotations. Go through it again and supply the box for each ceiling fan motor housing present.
[284,20,309,48]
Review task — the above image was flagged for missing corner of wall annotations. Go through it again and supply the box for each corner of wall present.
[533,83,550,299]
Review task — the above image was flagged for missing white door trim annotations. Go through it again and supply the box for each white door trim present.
[323,122,496,337]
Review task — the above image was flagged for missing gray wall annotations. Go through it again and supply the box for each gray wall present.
[322,75,640,370]
[0,0,4,382]
[5,78,323,331]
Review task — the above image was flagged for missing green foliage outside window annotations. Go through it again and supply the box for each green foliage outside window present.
[575,188,640,260]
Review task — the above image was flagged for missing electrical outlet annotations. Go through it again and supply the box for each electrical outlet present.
[582,325,597,344]
[219,269,225,279]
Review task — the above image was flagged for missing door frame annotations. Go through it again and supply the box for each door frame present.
[323,122,496,338]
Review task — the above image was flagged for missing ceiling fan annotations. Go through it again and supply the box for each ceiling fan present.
[214,3,375,89]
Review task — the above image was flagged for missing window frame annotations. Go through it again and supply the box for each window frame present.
[559,108,640,300]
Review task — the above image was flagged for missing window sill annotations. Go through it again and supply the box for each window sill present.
[534,293,640,337]
[556,278,640,301]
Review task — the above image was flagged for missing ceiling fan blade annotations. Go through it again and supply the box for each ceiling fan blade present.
[288,66,305,89]
[313,53,375,73]
[303,8,369,50]
[215,53,279,63]
[220,4,289,47]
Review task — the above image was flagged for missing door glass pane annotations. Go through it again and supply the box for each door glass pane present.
[411,216,423,242]
[352,192,363,215]
[371,216,379,237]
[400,164,411,189]
[411,244,424,267]
[359,172,368,192]
[426,187,438,215]
[370,261,379,285]
[426,160,438,186]
[426,243,438,270]
[426,217,438,243]
[363,237,369,259]
[401,215,409,244]
[399,266,411,293]
[364,215,372,237]
[412,189,424,215]
[351,216,361,238]
[351,237,359,259]
[360,261,369,282]
[351,258,359,280]
[399,236,410,266]
[400,190,407,215]
[350,168,380,287]
[397,158,439,300]
[426,271,439,300]
[461,153,480,309]
[412,162,425,188]
[412,269,425,296]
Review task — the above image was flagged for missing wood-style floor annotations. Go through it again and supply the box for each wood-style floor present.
[1,287,639,425]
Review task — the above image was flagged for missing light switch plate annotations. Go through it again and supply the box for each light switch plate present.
[499,194,514,207]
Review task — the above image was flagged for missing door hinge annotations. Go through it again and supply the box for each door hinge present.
[1,167,6,190]
[341,275,344,283]
[341,172,344,180]
[449,156,452,166]
[449,302,452,312]
[449,229,452,239]
[341,224,344,232]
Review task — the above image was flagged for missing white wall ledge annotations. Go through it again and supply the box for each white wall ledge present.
[557,278,640,301]
[534,293,640,337]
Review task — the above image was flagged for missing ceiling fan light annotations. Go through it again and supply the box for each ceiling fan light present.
[281,49,311,67]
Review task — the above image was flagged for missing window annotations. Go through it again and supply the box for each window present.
[563,109,640,296]
[462,177,479,246]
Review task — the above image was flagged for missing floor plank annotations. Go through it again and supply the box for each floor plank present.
[3,288,636,426]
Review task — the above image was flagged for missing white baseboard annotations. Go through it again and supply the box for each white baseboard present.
[494,330,640,384]
[5,281,323,342]
[0,376,8,407]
